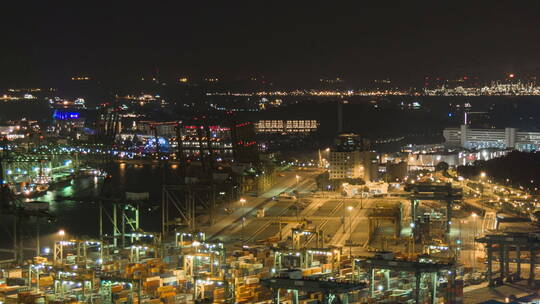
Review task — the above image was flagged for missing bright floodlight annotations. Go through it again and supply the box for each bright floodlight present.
[58,229,65,236]
[347,206,353,211]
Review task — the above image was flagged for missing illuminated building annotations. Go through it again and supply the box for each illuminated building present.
[118,122,234,159]
[425,79,540,96]
[257,98,282,110]
[0,125,25,140]
[71,76,91,81]
[74,98,86,108]
[444,125,540,151]
[137,121,178,138]
[52,109,85,137]
[255,120,318,134]
[328,133,377,181]
[0,125,20,135]
[405,149,510,170]
[121,120,257,163]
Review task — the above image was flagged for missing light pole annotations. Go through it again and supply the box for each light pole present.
[348,206,353,257]
[239,198,246,245]
[471,213,478,271]
[58,229,65,264]
[295,175,300,185]
[480,172,486,197]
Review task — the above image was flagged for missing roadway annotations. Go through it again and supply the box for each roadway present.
[208,169,539,275]
[204,169,319,242]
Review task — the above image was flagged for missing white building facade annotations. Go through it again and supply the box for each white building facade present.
[443,125,540,151]
[329,150,377,181]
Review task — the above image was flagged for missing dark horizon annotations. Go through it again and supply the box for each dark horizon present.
[2,2,540,87]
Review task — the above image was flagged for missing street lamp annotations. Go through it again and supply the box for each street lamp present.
[479,173,486,197]
[295,175,300,184]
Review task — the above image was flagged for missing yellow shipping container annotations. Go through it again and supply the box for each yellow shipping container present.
[39,276,54,287]
[157,286,174,293]
[159,292,176,298]
[115,297,128,304]
[111,285,123,293]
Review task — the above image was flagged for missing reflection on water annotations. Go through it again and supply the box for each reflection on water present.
[0,162,177,255]
[61,186,74,197]
[35,163,178,237]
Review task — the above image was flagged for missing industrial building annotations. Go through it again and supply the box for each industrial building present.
[443,125,540,151]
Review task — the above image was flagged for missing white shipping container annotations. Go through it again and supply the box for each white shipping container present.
[8,269,22,278]
[163,277,177,284]
[146,276,161,282]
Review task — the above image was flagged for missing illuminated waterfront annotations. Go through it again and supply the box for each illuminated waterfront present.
[0,163,172,257]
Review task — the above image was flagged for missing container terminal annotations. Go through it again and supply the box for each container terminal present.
[1,157,540,304]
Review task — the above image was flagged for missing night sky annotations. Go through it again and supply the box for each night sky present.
[2,1,540,86]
